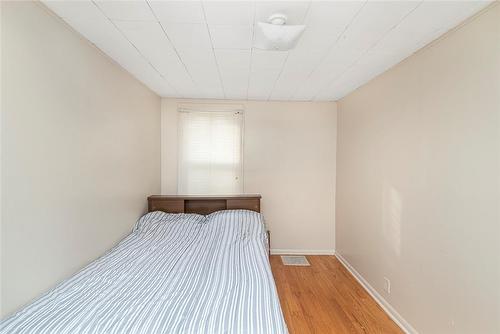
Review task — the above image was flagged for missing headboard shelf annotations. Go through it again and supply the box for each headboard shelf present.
[148,194,261,215]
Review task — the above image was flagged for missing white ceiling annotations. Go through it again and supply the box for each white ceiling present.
[42,0,491,101]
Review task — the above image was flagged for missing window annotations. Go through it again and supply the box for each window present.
[177,104,243,195]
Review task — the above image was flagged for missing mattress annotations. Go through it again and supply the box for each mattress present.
[1,210,288,334]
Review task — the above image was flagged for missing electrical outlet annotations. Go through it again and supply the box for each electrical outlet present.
[384,277,391,294]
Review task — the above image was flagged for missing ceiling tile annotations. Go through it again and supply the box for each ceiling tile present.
[203,1,255,25]
[352,54,400,87]
[315,53,398,101]
[292,48,363,100]
[321,71,366,101]
[293,1,421,101]
[189,65,221,85]
[95,0,155,21]
[284,50,324,73]
[178,47,217,69]
[60,16,138,68]
[321,48,364,74]
[166,76,199,96]
[270,69,310,101]
[248,68,282,100]
[43,0,492,100]
[112,21,177,72]
[251,50,288,69]
[215,49,251,70]
[225,91,247,100]
[372,1,491,56]
[161,23,212,51]
[135,71,178,97]
[196,89,225,99]
[149,1,205,23]
[255,1,310,25]
[292,66,339,101]
[59,15,177,97]
[180,49,222,88]
[398,1,490,34]
[293,85,323,101]
[195,82,225,99]
[42,0,102,19]
[337,1,420,53]
[220,68,249,83]
[209,25,253,49]
[221,69,249,99]
[305,1,364,30]
[112,20,196,94]
[294,27,342,53]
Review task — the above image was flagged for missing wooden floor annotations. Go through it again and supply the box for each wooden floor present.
[270,255,403,334]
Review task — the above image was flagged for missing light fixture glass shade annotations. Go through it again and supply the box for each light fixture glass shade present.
[254,22,306,51]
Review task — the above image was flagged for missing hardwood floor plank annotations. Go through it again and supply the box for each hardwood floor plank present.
[270,255,403,334]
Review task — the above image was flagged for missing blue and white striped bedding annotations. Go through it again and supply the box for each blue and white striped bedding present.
[1,210,288,334]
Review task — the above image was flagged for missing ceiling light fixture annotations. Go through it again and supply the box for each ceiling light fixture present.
[254,13,305,51]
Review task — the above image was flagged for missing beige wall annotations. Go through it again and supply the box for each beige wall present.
[162,99,337,253]
[1,1,161,317]
[336,5,499,334]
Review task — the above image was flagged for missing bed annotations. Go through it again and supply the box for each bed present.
[0,195,288,334]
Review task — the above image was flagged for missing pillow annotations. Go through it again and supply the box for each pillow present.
[206,209,266,231]
[133,211,205,234]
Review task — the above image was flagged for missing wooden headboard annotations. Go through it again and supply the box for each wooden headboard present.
[147,194,261,215]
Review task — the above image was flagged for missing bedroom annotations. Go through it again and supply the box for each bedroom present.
[1,1,499,333]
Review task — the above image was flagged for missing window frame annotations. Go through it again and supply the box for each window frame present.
[176,103,245,195]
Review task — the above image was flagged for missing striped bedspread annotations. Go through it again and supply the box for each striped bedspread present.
[1,210,288,334]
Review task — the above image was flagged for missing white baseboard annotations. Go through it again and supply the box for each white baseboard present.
[270,249,336,255]
[335,253,418,334]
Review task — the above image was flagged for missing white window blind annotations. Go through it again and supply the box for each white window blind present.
[177,105,243,195]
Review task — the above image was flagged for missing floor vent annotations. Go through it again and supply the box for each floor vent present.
[281,255,310,266]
